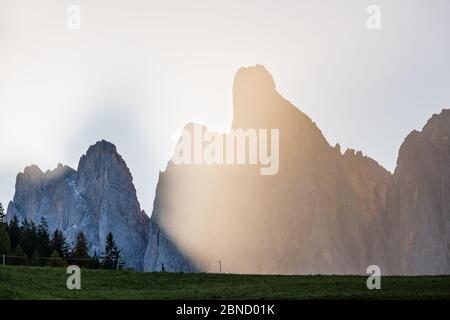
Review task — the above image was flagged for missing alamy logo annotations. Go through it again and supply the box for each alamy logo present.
[366,265,381,289]
[66,265,81,290]
[366,5,381,30]
[172,124,280,175]
[66,5,81,31]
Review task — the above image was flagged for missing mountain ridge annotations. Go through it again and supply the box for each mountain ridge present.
[6,65,450,274]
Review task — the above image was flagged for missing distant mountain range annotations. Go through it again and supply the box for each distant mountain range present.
[7,65,450,274]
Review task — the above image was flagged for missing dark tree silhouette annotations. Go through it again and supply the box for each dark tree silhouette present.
[51,229,70,258]
[71,231,90,267]
[101,232,124,269]
[0,223,11,255]
[8,215,21,250]
[20,219,37,258]
[36,217,52,259]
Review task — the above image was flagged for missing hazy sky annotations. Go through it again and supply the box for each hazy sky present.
[1,0,449,213]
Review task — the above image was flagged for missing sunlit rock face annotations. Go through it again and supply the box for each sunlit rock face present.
[149,65,392,274]
[143,175,197,272]
[7,140,150,270]
[7,65,450,275]
[381,110,450,275]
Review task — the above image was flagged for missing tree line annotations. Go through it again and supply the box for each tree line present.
[0,202,125,269]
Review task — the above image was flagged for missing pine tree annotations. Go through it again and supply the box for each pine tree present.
[11,245,27,265]
[19,219,37,258]
[31,249,41,266]
[8,215,21,250]
[101,232,124,269]
[0,202,5,224]
[71,231,90,267]
[0,223,11,255]
[47,250,67,268]
[90,251,101,269]
[51,229,70,258]
[37,217,52,258]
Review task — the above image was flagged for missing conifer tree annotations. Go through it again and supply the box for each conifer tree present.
[31,249,41,266]
[37,217,52,258]
[8,215,21,250]
[20,219,37,258]
[51,229,70,258]
[71,231,90,267]
[11,245,27,265]
[47,250,67,268]
[0,223,11,255]
[90,251,101,269]
[101,232,124,269]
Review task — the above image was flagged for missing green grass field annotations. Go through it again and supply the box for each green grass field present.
[1,265,449,300]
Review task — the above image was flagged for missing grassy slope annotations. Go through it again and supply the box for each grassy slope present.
[1,265,450,300]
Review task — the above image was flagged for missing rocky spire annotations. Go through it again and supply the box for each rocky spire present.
[7,140,150,270]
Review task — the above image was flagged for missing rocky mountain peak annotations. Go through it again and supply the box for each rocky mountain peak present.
[422,108,450,143]
[77,140,135,192]
[149,65,394,274]
[396,109,450,172]
[22,164,44,177]
[85,139,118,157]
[231,65,284,129]
[7,140,149,270]
[425,108,450,127]
[6,66,450,275]
[233,64,276,94]
[382,108,450,274]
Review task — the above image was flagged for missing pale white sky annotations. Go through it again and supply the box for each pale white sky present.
[1,0,449,213]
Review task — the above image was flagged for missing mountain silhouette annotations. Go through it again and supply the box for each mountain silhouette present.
[7,65,450,274]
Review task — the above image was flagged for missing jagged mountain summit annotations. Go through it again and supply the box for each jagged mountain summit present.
[150,65,393,274]
[149,65,450,275]
[7,65,450,274]
[7,141,151,270]
[381,109,450,274]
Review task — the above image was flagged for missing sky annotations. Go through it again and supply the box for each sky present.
[1,0,450,214]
